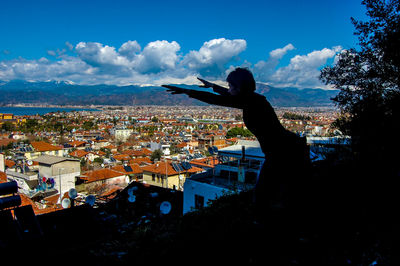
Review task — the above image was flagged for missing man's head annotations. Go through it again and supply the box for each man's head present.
[226,67,256,96]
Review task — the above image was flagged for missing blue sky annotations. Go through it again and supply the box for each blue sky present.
[0,0,367,88]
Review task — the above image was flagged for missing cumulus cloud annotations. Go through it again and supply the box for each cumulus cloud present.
[75,42,130,67]
[133,40,181,74]
[253,45,342,88]
[182,38,246,76]
[0,39,342,89]
[269,43,295,59]
[118,40,141,59]
[268,46,342,88]
[254,43,296,82]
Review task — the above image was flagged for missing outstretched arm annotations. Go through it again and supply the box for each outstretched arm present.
[197,77,230,96]
[162,85,245,109]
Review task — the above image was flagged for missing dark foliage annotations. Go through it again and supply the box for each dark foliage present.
[320,0,400,172]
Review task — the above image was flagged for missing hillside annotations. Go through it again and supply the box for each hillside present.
[3,158,396,265]
[0,80,338,107]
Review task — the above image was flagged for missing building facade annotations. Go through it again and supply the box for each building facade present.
[183,140,265,214]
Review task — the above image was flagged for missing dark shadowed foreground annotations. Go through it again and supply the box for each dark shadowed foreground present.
[2,157,397,265]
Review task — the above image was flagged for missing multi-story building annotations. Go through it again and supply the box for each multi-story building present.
[198,134,226,150]
[141,160,203,191]
[15,141,63,160]
[183,140,264,214]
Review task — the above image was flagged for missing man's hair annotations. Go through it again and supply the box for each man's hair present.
[226,67,256,93]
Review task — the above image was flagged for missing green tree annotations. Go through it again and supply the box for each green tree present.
[93,157,104,164]
[151,149,163,162]
[25,119,39,133]
[1,121,15,132]
[282,112,311,121]
[82,121,94,130]
[226,127,253,139]
[320,0,399,169]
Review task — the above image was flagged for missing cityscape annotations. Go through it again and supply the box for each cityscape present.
[0,104,342,257]
[0,104,340,210]
[1,0,397,264]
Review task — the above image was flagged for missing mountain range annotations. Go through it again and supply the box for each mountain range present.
[0,80,338,107]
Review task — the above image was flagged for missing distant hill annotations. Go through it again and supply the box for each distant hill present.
[0,80,338,107]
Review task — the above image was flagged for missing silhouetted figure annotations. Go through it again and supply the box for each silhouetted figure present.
[163,67,310,222]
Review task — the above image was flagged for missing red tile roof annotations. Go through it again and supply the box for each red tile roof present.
[113,154,131,161]
[141,161,203,176]
[129,157,152,165]
[112,163,143,175]
[69,149,89,158]
[5,159,15,168]
[69,140,87,147]
[31,141,62,152]
[80,168,125,183]
[0,171,7,183]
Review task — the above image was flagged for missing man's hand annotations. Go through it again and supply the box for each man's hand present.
[162,85,188,95]
[197,77,215,88]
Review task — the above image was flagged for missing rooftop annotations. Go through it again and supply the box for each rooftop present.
[33,155,79,165]
[31,141,62,152]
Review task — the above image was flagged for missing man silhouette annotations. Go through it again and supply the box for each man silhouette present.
[163,67,310,222]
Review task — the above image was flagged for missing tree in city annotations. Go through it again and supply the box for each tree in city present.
[226,127,253,139]
[320,0,400,170]
[151,149,163,162]
[82,121,95,130]
[1,121,15,132]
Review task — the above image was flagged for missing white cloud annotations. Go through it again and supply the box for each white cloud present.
[118,40,141,59]
[133,40,181,74]
[253,45,342,88]
[75,42,130,67]
[65,41,74,51]
[0,39,342,89]
[269,43,295,59]
[182,38,247,75]
[268,46,343,88]
[254,43,296,82]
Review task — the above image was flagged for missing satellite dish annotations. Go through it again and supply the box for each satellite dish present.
[125,176,130,184]
[68,188,78,199]
[61,198,71,208]
[128,195,136,203]
[101,163,105,168]
[27,160,33,166]
[160,201,172,215]
[85,195,96,206]
[212,146,218,154]
[128,186,138,196]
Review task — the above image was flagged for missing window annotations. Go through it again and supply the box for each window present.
[194,194,204,209]
[152,173,155,182]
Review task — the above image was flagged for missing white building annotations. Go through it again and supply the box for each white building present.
[150,141,171,156]
[183,140,265,214]
[112,128,134,142]
[33,155,81,197]
[0,153,4,172]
